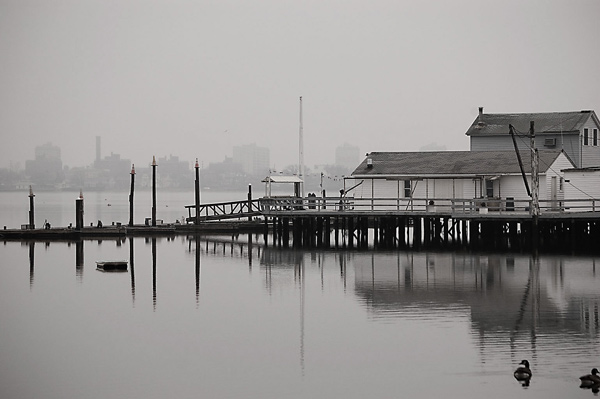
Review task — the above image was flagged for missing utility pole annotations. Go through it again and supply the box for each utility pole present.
[530,121,540,217]
[530,121,540,253]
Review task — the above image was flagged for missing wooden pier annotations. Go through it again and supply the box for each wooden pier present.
[4,194,600,253]
[258,196,600,253]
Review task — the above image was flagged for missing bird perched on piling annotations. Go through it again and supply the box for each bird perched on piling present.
[580,368,600,388]
[514,360,532,382]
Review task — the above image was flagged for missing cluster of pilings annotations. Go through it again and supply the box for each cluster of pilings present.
[264,214,600,253]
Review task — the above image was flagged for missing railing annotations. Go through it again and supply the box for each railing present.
[184,199,262,222]
[183,196,600,222]
[259,196,600,216]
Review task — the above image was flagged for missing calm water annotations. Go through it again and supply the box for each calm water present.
[1,191,600,398]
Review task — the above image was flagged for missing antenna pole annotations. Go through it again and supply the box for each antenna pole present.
[299,96,304,198]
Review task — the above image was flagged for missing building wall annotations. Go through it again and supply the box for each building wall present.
[232,144,270,176]
[581,116,600,167]
[563,169,600,212]
[470,134,582,167]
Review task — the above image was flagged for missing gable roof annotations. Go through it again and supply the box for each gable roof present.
[465,110,598,137]
[351,151,568,177]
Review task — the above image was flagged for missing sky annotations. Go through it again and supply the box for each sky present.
[1,0,599,171]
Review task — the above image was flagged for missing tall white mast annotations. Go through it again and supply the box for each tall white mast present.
[298,96,305,197]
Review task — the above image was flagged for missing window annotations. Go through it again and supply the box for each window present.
[559,177,564,191]
[584,128,589,145]
[485,179,494,198]
[404,180,412,197]
[594,129,598,146]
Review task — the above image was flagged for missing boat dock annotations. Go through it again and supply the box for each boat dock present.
[4,195,600,253]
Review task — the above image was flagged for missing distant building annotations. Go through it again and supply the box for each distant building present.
[25,142,64,187]
[232,143,270,177]
[466,107,600,168]
[155,155,193,188]
[335,143,360,171]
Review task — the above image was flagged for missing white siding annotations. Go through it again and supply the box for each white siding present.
[563,170,600,212]
[581,116,600,167]
[471,134,582,167]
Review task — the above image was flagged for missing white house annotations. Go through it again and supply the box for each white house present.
[466,108,600,168]
[345,150,574,212]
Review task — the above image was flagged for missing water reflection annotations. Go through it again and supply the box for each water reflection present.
[19,234,600,370]
[129,237,135,305]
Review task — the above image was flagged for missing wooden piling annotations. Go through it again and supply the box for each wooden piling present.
[152,156,157,227]
[129,164,135,227]
[75,191,84,230]
[28,186,35,229]
[247,184,253,222]
[194,159,200,225]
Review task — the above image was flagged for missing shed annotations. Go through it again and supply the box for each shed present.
[261,175,304,198]
[346,150,573,211]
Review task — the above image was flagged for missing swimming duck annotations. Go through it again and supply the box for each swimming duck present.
[514,360,532,381]
[580,368,600,387]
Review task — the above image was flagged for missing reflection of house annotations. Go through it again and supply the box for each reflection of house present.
[466,108,600,168]
[352,251,600,338]
[346,150,573,209]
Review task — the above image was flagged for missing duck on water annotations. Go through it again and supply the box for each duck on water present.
[514,360,532,385]
[580,368,600,389]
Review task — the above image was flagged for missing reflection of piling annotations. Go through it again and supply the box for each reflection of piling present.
[195,235,200,304]
[28,186,35,229]
[195,159,200,225]
[129,237,135,303]
[152,237,157,309]
[29,242,35,288]
[152,156,157,227]
[129,164,135,227]
[75,190,84,230]
[76,240,84,281]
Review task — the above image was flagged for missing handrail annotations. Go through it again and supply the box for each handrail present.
[259,196,600,215]
[183,196,600,221]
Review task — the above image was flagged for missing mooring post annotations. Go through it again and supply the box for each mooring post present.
[28,185,35,229]
[129,164,135,227]
[247,184,252,222]
[152,156,157,227]
[75,190,84,230]
[195,159,200,225]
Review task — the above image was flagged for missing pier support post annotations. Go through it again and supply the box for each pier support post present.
[152,156,157,227]
[195,159,200,225]
[28,186,35,229]
[129,164,135,227]
[247,184,253,221]
[75,190,84,230]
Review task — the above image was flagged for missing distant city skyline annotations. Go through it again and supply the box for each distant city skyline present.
[1,1,598,171]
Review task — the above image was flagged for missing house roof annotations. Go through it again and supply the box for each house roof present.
[465,110,598,137]
[351,151,567,178]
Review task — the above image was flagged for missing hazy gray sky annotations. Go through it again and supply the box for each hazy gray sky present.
[1,0,599,170]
